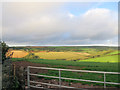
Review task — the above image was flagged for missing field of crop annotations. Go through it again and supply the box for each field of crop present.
[10,46,120,88]
[34,52,90,60]
[7,50,29,58]
[9,46,119,61]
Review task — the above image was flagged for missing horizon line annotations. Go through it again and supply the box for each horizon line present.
[9,44,119,47]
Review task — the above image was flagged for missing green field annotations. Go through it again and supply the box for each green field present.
[39,70,119,87]
[23,49,119,61]
[12,58,119,72]
[12,58,119,87]
[11,46,120,87]
[79,55,119,63]
[107,50,120,55]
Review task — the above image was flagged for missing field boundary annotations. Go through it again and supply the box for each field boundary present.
[27,66,120,89]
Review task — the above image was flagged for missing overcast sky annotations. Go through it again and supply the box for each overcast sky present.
[2,2,118,46]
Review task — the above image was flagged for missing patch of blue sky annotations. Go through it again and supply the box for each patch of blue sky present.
[61,2,118,16]
[95,2,118,11]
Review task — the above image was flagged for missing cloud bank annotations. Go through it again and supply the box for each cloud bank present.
[2,2,118,46]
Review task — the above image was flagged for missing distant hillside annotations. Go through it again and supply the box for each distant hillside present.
[9,46,118,52]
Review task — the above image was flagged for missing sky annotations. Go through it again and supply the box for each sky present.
[1,2,118,46]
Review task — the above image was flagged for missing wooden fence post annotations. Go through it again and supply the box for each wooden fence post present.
[13,64,16,80]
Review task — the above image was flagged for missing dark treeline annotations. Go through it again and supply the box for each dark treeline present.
[9,46,118,52]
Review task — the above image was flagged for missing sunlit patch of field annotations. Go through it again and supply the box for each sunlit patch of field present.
[77,52,90,55]
[34,52,90,60]
[79,55,119,63]
[106,50,120,55]
[7,50,29,58]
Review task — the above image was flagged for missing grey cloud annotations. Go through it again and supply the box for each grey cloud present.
[2,2,118,46]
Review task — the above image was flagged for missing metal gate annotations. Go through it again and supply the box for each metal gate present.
[27,66,120,89]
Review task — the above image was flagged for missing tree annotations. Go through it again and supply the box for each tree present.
[0,41,9,64]
[1,41,21,89]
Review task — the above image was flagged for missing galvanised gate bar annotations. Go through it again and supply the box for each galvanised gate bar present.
[27,66,120,89]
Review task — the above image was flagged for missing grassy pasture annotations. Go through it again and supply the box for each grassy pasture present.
[79,55,119,63]
[12,58,119,72]
[9,46,119,61]
[12,58,119,87]
[11,46,119,88]
[106,50,120,55]
[39,70,119,87]
[25,50,119,61]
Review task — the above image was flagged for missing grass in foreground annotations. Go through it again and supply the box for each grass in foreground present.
[38,70,119,87]
[12,58,119,72]
[12,58,119,87]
